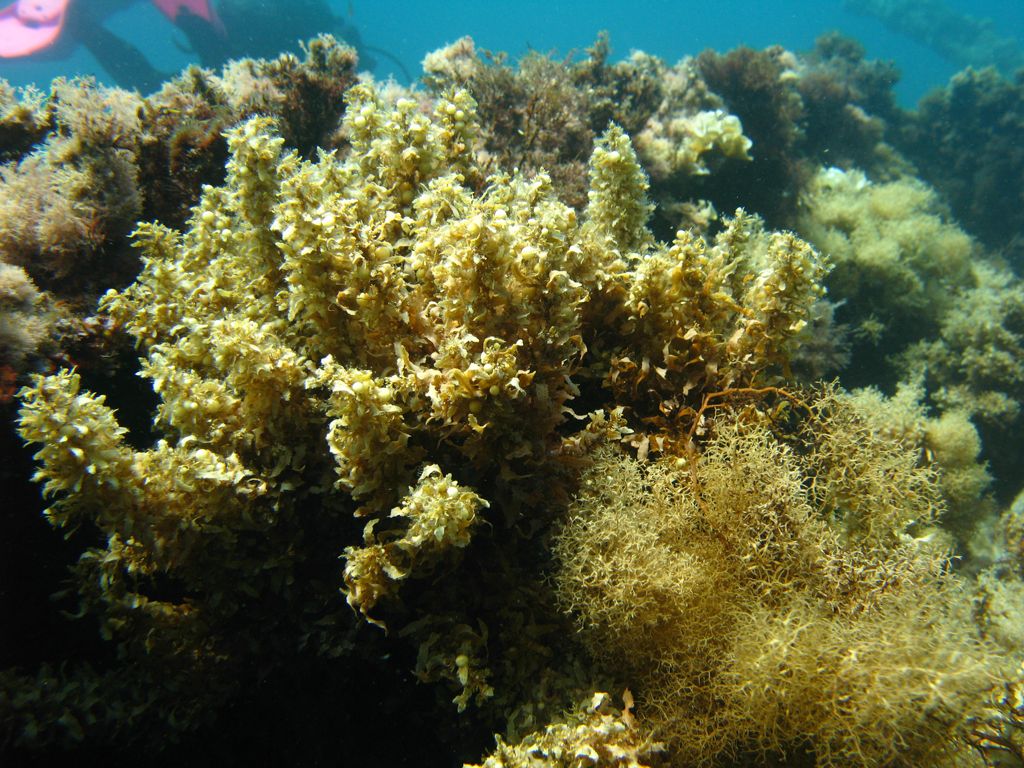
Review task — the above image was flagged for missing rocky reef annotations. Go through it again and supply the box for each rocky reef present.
[3,31,1024,768]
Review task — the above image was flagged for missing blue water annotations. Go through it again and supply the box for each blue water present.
[1,1,1022,106]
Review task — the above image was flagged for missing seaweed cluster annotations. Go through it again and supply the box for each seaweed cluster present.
[2,27,1024,768]
[894,67,1024,256]
[554,390,1003,766]
[8,80,829,746]
[0,36,357,388]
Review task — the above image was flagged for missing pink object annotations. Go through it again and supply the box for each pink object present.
[0,0,68,58]
[151,0,222,31]
[0,0,224,59]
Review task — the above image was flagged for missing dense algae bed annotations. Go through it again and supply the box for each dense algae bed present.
[2,31,1024,768]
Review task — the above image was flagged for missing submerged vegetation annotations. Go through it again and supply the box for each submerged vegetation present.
[2,28,1024,768]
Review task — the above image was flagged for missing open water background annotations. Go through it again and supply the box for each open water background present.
[0,0,1022,106]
